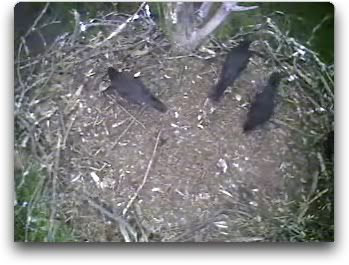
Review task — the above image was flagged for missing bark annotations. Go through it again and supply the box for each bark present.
[162,1,258,52]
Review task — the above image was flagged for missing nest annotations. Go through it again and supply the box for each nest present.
[14,6,333,242]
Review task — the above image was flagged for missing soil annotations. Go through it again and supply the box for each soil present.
[42,41,312,242]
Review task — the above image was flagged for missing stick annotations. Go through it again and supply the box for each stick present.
[109,106,147,151]
[23,3,50,40]
[70,9,81,44]
[16,2,50,81]
[62,112,78,150]
[106,94,146,129]
[80,193,137,242]
[97,2,146,46]
[122,130,162,216]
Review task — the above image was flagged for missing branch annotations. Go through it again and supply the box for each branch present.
[22,2,50,40]
[186,2,258,50]
[191,4,232,46]
[97,2,146,45]
[306,15,332,46]
[223,2,258,12]
[16,3,50,91]
[80,192,137,241]
[70,9,81,44]
[197,2,213,20]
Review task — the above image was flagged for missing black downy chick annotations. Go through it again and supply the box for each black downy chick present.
[243,72,282,133]
[107,67,167,113]
[209,40,252,102]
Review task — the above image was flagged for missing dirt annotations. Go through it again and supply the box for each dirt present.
[36,38,312,242]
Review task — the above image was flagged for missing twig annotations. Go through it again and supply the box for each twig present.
[109,106,147,150]
[307,15,332,46]
[37,19,62,30]
[166,54,195,60]
[97,2,146,46]
[317,152,326,173]
[23,3,50,40]
[47,132,62,241]
[70,9,81,44]
[84,22,120,29]
[133,203,148,242]
[20,36,30,56]
[106,94,146,129]
[117,104,146,129]
[80,192,137,242]
[167,210,226,242]
[36,29,47,47]
[38,57,56,93]
[122,130,162,216]
[273,119,308,135]
[16,115,43,160]
[109,118,135,151]
[297,188,328,223]
[308,170,319,198]
[17,37,57,109]
[62,112,78,150]
[16,2,50,90]
[16,44,26,92]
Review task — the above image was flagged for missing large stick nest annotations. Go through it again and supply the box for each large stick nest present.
[14,6,333,242]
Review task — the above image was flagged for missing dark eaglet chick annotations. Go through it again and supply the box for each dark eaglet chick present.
[243,72,283,133]
[107,67,168,113]
[209,40,252,102]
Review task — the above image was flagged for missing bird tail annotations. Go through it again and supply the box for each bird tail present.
[243,121,254,133]
[209,80,229,102]
[266,72,282,92]
[149,96,168,113]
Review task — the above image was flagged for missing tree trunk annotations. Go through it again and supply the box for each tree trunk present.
[160,2,258,52]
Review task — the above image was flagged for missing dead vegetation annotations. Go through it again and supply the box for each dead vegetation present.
[14,6,333,242]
